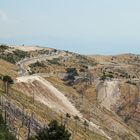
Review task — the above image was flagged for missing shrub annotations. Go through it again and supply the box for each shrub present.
[31,120,71,140]
[0,45,9,52]
[29,61,46,68]
[0,114,17,140]
[0,50,30,64]
[13,49,30,58]
[48,58,60,65]
[126,80,136,85]
[66,68,78,76]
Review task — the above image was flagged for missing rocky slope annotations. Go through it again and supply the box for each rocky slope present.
[0,44,140,140]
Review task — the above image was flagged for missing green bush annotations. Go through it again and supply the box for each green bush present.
[0,45,9,52]
[30,120,71,140]
[0,48,30,64]
[66,68,78,76]
[29,61,46,68]
[48,58,60,65]
[0,53,18,63]
[0,113,17,140]
[13,49,30,58]
[100,72,114,81]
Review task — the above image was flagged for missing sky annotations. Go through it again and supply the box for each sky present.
[0,0,140,55]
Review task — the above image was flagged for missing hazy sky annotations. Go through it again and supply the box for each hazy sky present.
[0,0,140,54]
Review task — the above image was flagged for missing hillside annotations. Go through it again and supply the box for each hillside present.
[0,44,140,140]
[0,59,17,78]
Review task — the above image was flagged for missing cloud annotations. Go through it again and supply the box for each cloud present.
[0,9,18,23]
[0,10,8,22]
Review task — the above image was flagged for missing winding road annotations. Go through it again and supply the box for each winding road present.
[17,51,64,77]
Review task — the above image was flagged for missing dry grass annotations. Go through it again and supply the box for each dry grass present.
[0,80,108,140]
[0,59,17,78]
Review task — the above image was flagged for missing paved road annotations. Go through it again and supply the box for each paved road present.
[17,52,62,77]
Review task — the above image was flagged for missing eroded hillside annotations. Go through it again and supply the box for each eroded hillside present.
[0,44,140,140]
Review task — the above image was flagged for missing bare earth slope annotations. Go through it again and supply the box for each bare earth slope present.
[16,75,81,116]
[16,75,111,140]
[0,45,140,139]
[96,80,121,111]
[13,47,140,139]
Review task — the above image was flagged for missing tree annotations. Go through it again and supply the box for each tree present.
[83,120,89,132]
[0,45,9,52]
[33,120,71,140]
[65,68,78,86]
[100,72,106,81]
[2,75,13,95]
[66,68,78,77]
